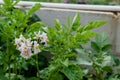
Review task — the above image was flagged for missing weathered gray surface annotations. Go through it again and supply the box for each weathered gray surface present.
[116,13,120,55]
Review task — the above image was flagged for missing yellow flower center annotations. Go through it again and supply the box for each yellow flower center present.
[24,51,28,56]
[35,45,39,49]
[14,43,17,46]
[46,40,49,43]
[24,47,27,50]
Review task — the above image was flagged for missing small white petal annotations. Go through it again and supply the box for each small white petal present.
[34,41,41,54]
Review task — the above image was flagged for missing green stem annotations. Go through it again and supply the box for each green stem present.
[96,68,104,80]
[14,57,18,80]
[9,62,11,80]
[17,58,23,79]
[36,54,40,79]
[7,40,11,80]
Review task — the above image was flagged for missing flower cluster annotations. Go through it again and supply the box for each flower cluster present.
[34,31,49,46]
[14,32,49,59]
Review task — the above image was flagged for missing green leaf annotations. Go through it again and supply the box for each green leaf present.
[80,31,97,41]
[74,49,92,66]
[91,41,100,52]
[75,48,90,60]
[28,22,44,32]
[62,58,69,67]
[96,33,110,48]
[66,16,72,28]
[12,0,20,6]
[76,58,92,66]
[61,65,83,80]
[47,27,57,41]
[17,75,26,80]
[0,68,5,77]
[27,3,41,16]
[0,76,8,80]
[84,21,106,30]
[75,48,87,54]
[3,0,11,5]
[108,77,120,80]
[102,56,112,67]
[27,77,39,80]
[49,72,63,80]
[102,44,112,52]
[22,62,29,70]
[102,66,112,72]
[0,9,5,15]
[71,13,80,30]
[55,19,61,30]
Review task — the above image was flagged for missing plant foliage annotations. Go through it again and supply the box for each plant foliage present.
[0,0,120,80]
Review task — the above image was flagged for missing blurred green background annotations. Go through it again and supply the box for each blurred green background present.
[22,0,120,5]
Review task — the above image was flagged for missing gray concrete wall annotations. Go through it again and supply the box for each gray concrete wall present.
[116,13,120,55]
[35,8,119,55]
